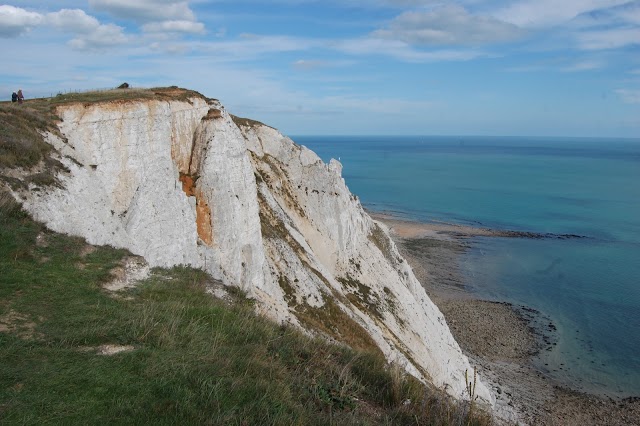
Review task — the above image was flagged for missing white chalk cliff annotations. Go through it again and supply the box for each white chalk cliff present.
[15,91,492,404]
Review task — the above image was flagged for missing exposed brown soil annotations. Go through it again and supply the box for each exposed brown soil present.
[0,310,43,341]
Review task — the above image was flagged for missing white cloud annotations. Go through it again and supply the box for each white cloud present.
[143,20,205,34]
[493,0,630,28]
[292,59,355,71]
[373,5,524,46]
[320,94,435,114]
[0,5,127,50]
[615,89,640,104]
[201,34,317,59]
[0,5,44,37]
[68,23,128,50]
[621,2,640,25]
[334,37,486,62]
[46,9,100,33]
[382,0,442,5]
[292,59,330,71]
[150,41,191,54]
[560,60,604,72]
[43,8,129,51]
[577,27,640,50]
[89,0,196,22]
[571,1,640,28]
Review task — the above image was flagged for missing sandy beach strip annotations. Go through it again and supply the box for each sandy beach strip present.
[372,212,640,426]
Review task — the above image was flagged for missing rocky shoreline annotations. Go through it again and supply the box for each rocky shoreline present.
[373,213,640,426]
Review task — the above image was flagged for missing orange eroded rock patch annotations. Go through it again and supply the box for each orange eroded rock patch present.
[196,192,213,246]
[178,173,213,246]
[179,173,196,197]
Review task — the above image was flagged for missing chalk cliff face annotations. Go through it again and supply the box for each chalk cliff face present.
[17,92,492,404]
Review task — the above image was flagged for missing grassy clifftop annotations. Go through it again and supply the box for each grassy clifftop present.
[0,87,208,173]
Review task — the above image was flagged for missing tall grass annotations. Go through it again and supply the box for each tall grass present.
[0,103,56,170]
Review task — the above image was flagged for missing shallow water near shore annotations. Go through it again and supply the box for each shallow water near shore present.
[295,135,640,398]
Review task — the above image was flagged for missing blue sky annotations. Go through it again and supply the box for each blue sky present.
[1,1,639,137]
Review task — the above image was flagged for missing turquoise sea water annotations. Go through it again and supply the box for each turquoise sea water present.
[294,135,640,398]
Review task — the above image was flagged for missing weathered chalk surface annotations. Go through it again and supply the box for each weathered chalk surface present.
[18,96,492,405]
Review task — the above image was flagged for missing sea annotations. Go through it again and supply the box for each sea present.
[293,135,640,399]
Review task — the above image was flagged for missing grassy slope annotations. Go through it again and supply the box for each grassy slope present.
[0,192,492,425]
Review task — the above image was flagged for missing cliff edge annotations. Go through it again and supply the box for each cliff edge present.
[5,88,492,405]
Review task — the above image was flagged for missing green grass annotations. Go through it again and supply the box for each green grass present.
[0,102,58,171]
[231,114,273,130]
[0,190,493,425]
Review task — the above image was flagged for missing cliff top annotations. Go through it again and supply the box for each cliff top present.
[0,86,279,188]
[0,86,212,184]
[5,86,210,107]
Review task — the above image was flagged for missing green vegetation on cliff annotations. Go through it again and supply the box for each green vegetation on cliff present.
[0,190,491,425]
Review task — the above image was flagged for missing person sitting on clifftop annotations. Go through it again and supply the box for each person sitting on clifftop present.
[17,89,24,103]
[11,92,17,102]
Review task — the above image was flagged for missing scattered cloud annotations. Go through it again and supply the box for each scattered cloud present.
[142,20,205,34]
[0,5,44,37]
[504,55,608,73]
[0,6,127,50]
[291,59,356,71]
[621,2,640,25]
[292,59,330,71]
[88,1,207,42]
[615,89,640,104]
[373,5,524,46]
[45,8,128,51]
[198,34,317,60]
[68,23,127,50]
[150,41,191,54]
[46,9,100,33]
[1,0,638,136]
[89,0,196,22]
[381,0,443,5]
[320,94,435,114]
[561,60,604,72]
[334,37,486,62]
[577,27,640,50]
[503,64,544,73]
[571,1,640,27]
[493,0,630,28]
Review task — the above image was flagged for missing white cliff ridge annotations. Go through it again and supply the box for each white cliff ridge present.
[17,92,492,405]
